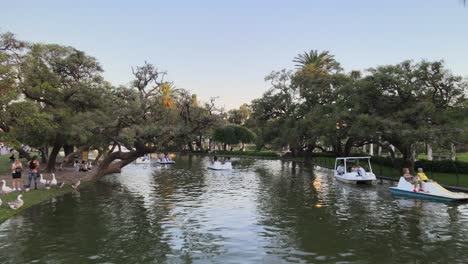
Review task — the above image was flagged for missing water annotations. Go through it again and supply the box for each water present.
[1,156,468,263]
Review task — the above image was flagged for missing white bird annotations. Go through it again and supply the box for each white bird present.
[57,182,65,188]
[72,179,81,190]
[45,180,51,190]
[1,180,14,194]
[22,185,30,192]
[50,173,57,186]
[0,198,2,207]
[39,174,47,185]
[8,194,24,210]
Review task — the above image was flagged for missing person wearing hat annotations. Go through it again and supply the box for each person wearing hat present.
[417,168,429,182]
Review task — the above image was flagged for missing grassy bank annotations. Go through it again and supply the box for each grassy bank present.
[0,187,74,223]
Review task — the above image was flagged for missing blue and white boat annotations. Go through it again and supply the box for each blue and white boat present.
[207,161,232,170]
[390,177,468,202]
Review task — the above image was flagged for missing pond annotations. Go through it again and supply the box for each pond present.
[1,155,468,263]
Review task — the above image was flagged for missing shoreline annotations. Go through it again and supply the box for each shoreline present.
[0,165,93,223]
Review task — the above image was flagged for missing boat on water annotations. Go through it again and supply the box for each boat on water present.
[334,157,376,184]
[390,177,468,202]
[135,155,151,164]
[207,161,232,170]
[156,159,175,165]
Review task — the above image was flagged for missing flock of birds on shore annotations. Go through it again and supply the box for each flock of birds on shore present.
[0,174,81,211]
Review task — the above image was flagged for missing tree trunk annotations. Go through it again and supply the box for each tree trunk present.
[63,146,89,165]
[427,144,433,161]
[40,145,49,164]
[16,147,32,161]
[45,143,62,172]
[63,145,74,157]
[400,144,415,174]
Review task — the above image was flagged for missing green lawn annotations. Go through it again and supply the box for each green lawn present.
[0,186,73,223]
[418,153,468,162]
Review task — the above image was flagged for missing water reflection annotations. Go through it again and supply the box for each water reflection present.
[0,156,468,263]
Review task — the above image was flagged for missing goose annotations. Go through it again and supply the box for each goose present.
[39,174,47,185]
[1,180,14,194]
[22,185,30,192]
[57,182,65,188]
[50,173,57,186]
[0,198,2,207]
[72,179,81,190]
[45,180,51,190]
[8,194,24,210]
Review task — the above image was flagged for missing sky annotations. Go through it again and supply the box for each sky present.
[1,0,467,109]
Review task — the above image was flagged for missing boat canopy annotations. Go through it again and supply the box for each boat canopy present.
[335,156,371,161]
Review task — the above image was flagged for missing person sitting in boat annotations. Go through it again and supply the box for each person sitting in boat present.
[357,165,366,177]
[223,157,231,164]
[336,163,345,175]
[403,168,424,192]
[165,153,172,162]
[416,168,429,182]
[351,164,358,173]
[79,160,88,172]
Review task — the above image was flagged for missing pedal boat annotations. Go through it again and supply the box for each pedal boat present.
[334,157,376,184]
[390,177,468,202]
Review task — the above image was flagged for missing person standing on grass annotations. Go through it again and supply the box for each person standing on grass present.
[27,156,40,190]
[11,159,23,191]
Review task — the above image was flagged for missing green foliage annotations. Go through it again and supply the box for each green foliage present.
[213,125,256,146]
[215,150,279,158]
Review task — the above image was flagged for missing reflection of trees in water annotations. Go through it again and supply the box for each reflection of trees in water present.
[253,160,468,263]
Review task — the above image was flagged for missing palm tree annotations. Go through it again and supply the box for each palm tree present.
[293,50,342,72]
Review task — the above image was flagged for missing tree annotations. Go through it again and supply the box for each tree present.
[227,104,250,125]
[293,50,342,72]
[212,124,256,151]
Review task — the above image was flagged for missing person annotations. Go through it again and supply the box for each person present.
[212,156,219,164]
[27,156,40,190]
[11,159,23,191]
[416,168,429,182]
[351,164,358,173]
[165,153,172,162]
[223,157,231,164]
[87,161,93,171]
[403,168,423,192]
[357,165,366,177]
[79,160,88,172]
[336,163,345,175]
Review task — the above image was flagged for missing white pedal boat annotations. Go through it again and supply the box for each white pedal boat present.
[334,157,376,184]
[207,162,232,170]
[390,177,468,202]
[156,159,175,164]
[135,155,151,164]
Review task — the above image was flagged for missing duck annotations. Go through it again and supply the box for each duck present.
[72,179,81,190]
[1,180,14,194]
[39,174,47,185]
[8,194,24,210]
[50,173,57,186]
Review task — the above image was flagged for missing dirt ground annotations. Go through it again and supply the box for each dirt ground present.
[0,164,93,188]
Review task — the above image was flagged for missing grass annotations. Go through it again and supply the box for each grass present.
[313,156,468,188]
[0,186,74,223]
[418,153,468,162]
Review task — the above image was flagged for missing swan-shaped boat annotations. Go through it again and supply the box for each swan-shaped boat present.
[334,157,376,184]
[207,161,232,170]
[8,194,24,210]
[1,180,14,194]
[390,177,468,202]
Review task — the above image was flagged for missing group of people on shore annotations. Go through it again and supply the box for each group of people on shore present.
[403,167,429,192]
[74,160,92,172]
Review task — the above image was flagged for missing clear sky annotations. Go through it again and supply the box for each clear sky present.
[1,0,467,109]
